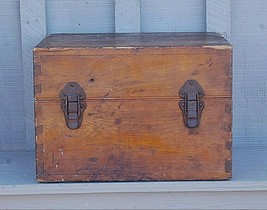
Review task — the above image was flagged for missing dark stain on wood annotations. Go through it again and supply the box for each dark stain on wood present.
[89,157,98,162]
[88,112,96,116]
[114,118,122,125]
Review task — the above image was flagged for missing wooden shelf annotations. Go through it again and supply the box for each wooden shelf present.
[1,147,267,209]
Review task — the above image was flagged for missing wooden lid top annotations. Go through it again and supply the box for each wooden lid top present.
[36,32,231,49]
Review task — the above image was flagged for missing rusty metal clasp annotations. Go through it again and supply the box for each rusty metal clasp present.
[179,80,205,128]
[60,82,86,130]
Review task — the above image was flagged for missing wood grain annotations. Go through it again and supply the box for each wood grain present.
[35,48,232,99]
[34,33,232,182]
[36,98,231,182]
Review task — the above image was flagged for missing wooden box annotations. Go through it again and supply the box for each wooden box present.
[34,33,232,182]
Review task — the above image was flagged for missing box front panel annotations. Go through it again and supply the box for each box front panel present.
[34,48,232,100]
[35,47,232,182]
[35,98,231,182]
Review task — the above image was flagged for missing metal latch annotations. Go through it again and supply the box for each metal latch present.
[179,80,205,128]
[60,82,86,130]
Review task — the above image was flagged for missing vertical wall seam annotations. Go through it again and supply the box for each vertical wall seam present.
[206,0,231,41]
[20,0,47,150]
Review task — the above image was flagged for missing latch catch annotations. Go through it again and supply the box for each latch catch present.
[60,82,86,130]
[179,80,205,128]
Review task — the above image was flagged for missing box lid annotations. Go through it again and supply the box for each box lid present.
[35,32,231,49]
[34,33,232,100]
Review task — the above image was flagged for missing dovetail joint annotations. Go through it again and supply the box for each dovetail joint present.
[35,84,42,95]
[225,141,232,151]
[34,65,42,76]
[36,125,43,135]
[225,103,232,114]
[37,161,44,176]
[225,159,232,173]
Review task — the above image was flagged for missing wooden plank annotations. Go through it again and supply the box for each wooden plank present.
[34,49,232,99]
[0,0,26,151]
[1,188,267,210]
[206,0,231,41]
[231,1,267,147]
[46,0,115,33]
[35,97,231,182]
[20,0,46,150]
[115,0,141,32]
[141,0,206,32]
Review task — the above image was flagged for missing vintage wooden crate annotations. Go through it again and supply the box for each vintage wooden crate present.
[34,33,232,182]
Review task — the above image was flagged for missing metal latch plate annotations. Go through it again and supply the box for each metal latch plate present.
[59,82,86,130]
[179,80,205,128]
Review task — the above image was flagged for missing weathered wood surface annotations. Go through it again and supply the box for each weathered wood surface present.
[34,33,232,182]
[34,49,232,99]
[35,33,230,48]
[36,98,231,182]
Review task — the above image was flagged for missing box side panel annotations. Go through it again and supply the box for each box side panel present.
[34,48,232,100]
[35,97,231,182]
